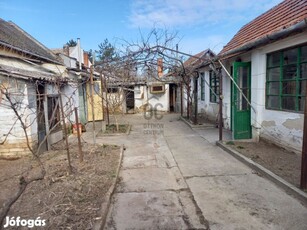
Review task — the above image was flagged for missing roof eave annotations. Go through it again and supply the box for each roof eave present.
[0,41,62,65]
[218,18,307,60]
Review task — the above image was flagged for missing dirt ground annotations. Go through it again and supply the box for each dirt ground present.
[0,141,120,229]
[179,116,303,190]
[99,124,130,135]
[226,140,302,188]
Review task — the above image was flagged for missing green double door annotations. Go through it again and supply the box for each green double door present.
[232,62,251,139]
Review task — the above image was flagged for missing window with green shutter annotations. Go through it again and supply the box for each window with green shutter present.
[266,44,307,112]
[209,70,220,103]
[200,72,205,101]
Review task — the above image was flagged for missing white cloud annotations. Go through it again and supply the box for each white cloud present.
[127,0,283,55]
[128,0,283,28]
[180,35,229,55]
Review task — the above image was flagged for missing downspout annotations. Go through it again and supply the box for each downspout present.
[193,72,199,125]
[187,82,190,119]
[218,19,307,59]
[219,70,223,141]
[180,81,183,116]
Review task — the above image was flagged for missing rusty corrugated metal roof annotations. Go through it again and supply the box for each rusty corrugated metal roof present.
[219,0,307,56]
[0,64,57,81]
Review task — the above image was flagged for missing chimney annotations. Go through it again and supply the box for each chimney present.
[84,52,89,67]
[157,58,163,77]
[77,38,82,70]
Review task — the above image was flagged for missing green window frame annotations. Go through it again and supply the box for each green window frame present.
[200,72,205,101]
[266,44,307,112]
[209,70,220,103]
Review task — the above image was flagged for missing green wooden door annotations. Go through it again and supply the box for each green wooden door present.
[232,62,251,139]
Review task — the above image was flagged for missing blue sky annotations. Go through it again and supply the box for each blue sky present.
[0,0,283,55]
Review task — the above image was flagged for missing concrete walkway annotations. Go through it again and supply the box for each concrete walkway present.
[98,114,307,230]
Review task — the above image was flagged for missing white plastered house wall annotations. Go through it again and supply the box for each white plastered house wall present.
[220,31,307,153]
[0,57,81,157]
[0,75,37,157]
[0,74,69,156]
[134,84,170,112]
[196,67,221,124]
[179,49,217,120]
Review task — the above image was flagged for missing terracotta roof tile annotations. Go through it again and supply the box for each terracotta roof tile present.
[184,50,207,67]
[219,0,307,56]
[184,49,215,68]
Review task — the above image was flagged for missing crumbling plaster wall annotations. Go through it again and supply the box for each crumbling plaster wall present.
[251,33,307,152]
[0,77,37,157]
[261,111,303,153]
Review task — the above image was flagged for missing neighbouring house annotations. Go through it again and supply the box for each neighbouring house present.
[102,58,180,115]
[105,76,179,114]
[216,0,307,153]
[134,78,179,114]
[52,39,103,125]
[180,49,217,122]
[0,18,79,157]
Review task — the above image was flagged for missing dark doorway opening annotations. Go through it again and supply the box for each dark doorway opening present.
[169,84,177,112]
[36,83,47,153]
[126,87,135,113]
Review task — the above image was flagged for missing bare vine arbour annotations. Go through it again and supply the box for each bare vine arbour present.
[0,73,84,225]
[95,28,218,123]
[0,28,219,226]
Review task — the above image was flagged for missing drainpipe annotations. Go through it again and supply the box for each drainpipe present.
[193,73,199,125]
[301,83,307,189]
[218,19,307,59]
[180,82,183,116]
[219,70,223,141]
